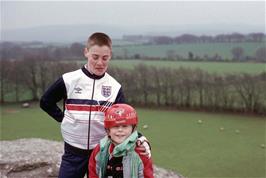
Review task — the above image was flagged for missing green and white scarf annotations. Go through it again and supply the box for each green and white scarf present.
[98,130,141,178]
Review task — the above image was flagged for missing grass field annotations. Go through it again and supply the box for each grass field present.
[1,103,265,178]
[112,42,265,59]
[109,60,266,74]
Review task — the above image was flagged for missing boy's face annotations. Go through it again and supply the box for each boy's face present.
[84,45,111,76]
[108,125,133,145]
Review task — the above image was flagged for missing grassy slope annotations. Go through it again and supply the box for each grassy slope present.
[109,60,266,74]
[1,103,265,178]
[112,42,265,59]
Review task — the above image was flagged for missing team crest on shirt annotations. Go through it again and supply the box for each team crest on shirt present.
[101,85,112,97]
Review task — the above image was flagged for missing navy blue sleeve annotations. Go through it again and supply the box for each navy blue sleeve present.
[114,87,126,104]
[40,77,66,122]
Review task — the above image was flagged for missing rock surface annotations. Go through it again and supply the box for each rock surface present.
[0,138,184,178]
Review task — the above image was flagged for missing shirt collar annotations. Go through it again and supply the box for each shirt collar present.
[81,65,105,79]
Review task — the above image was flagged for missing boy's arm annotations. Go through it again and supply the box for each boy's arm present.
[40,77,66,122]
[114,87,126,104]
[89,145,100,178]
[136,148,154,178]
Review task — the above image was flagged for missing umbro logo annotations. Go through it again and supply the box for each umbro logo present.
[74,87,82,94]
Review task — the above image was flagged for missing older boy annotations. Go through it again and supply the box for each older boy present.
[40,32,150,178]
[89,103,154,178]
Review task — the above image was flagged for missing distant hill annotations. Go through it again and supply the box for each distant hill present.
[1,24,127,43]
[1,23,264,42]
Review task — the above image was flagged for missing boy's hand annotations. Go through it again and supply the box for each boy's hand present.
[136,136,151,158]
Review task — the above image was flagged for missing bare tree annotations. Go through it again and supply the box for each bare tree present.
[70,43,84,57]
[19,56,39,100]
[152,36,173,44]
[0,60,12,103]
[248,33,265,42]
[232,74,263,113]
[160,68,171,106]
[229,33,245,42]
[255,47,266,61]
[150,66,162,106]
[39,60,52,94]
[166,50,176,60]
[109,67,138,104]
[122,48,129,59]
[188,52,194,60]
[8,60,22,102]
[193,69,208,108]
[231,47,244,61]
[175,34,198,43]
[134,64,151,105]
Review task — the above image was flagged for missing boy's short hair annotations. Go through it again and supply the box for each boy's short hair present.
[87,32,112,49]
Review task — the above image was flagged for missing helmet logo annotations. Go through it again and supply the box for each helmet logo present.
[114,108,125,116]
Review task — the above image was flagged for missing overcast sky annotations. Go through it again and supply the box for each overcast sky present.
[1,1,265,31]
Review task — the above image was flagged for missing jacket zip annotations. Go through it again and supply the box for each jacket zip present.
[87,78,96,151]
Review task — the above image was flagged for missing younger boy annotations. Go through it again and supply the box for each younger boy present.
[89,104,154,178]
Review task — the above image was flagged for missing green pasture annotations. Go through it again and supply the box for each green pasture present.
[109,60,266,74]
[137,108,266,178]
[1,103,265,178]
[112,42,265,59]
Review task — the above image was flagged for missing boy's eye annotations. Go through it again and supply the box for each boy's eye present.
[92,55,99,60]
[102,56,109,61]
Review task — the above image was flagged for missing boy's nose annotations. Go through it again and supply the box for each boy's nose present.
[96,59,104,65]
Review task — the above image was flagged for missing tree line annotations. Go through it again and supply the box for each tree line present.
[0,41,85,61]
[123,32,266,44]
[1,58,265,115]
[1,40,266,62]
[116,46,266,62]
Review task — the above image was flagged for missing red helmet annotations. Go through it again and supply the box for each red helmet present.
[104,104,138,128]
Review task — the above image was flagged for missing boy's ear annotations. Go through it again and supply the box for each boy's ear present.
[84,48,89,57]
[132,125,137,132]
[105,128,110,135]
